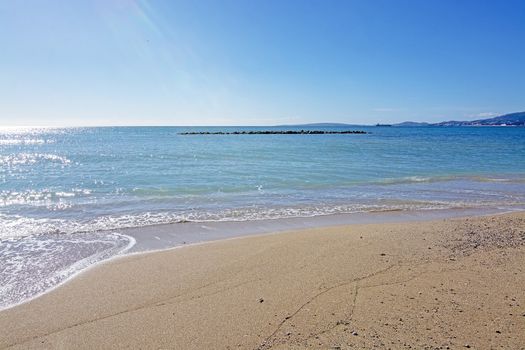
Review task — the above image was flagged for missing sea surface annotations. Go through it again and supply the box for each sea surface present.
[1,125,525,308]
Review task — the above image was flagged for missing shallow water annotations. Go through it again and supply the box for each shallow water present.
[2,126,524,237]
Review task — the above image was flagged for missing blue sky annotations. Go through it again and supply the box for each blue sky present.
[1,0,524,126]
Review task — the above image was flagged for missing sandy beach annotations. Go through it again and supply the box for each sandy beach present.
[1,212,524,349]
[3,1,525,349]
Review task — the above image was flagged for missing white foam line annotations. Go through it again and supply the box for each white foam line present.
[0,233,136,312]
[87,207,525,261]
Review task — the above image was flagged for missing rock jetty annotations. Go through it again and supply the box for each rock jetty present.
[178,130,368,135]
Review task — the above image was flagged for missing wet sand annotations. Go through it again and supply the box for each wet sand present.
[1,212,524,349]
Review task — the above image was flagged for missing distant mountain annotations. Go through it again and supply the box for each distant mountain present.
[392,111,525,127]
[280,111,525,128]
[277,122,358,127]
[393,121,431,127]
[433,112,525,126]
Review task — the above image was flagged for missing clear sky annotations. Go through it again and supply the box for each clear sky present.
[1,0,524,126]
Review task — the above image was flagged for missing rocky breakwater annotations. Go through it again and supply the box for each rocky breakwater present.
[178,130,369,135]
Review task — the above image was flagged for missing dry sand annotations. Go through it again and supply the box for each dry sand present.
[1,212,524,349]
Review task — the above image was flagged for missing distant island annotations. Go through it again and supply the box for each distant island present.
[276,123,362,127]
[392,121,430,127]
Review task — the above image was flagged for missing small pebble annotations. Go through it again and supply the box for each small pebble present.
[352,331,358,336]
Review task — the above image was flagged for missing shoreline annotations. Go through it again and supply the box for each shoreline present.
[1,206,522,312]
[123,206,520,253]
[1,211,524,349]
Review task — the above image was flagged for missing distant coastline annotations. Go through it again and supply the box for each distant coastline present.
[387,111,525,127]
[428,112,524,126]
[284,111,525,128]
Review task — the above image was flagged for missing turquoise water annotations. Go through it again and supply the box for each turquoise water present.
[1,126,525,237]
[1,125,525,308]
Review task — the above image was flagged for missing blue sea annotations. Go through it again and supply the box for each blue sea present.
[1,125,525,308]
